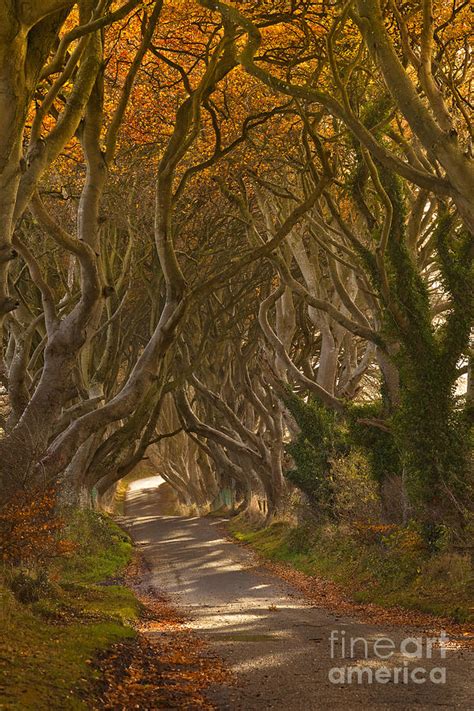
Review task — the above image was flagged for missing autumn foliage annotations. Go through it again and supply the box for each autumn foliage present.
[0,0,471,596]
[0,489,76,568]
[92,555,229,709]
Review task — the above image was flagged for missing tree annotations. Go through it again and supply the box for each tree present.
[1,0,471,527]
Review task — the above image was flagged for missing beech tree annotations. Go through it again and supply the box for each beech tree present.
[0,1,471,526]
[0,1,165,496]
[194,0,473,521]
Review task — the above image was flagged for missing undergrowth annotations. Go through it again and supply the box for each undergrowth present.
[0,510,137,710]
[229,519,474,623]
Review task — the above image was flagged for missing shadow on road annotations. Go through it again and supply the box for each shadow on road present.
[123,481,473,710]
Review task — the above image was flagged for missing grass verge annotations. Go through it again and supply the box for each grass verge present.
[0,510,139,710]
[228,519,473,623]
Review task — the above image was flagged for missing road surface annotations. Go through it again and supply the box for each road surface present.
[124,478,473,710]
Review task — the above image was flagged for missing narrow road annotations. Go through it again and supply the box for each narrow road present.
[124,478,473,710]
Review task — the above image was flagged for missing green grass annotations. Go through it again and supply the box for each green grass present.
[60,509,133,584]
[229,520,474,622]
[0,510,139,710]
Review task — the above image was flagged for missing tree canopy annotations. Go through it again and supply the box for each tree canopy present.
[0,0,472,528]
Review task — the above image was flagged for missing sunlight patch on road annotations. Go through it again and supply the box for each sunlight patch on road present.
[231,650,302,673]
[128,475,164,492]
[162,536,196,543]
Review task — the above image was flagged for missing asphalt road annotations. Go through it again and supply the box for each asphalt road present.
[124,478,473,710]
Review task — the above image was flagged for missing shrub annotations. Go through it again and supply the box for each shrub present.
[0,488,76,568]
[352,521,398,545]
[331,449,383,523]
[10,569,51,604]
[283,394,401,519]
[381,522,427,554]
[286,524,316,554]
[284,395,341,512]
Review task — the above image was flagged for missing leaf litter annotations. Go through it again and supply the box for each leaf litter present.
[88,554,231,709]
